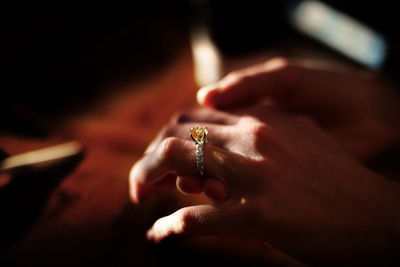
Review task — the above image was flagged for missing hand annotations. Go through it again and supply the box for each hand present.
[129,106,400,265]
[197,58,400,161]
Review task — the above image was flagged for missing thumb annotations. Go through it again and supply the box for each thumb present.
[146,204,234,242]
[197,58,298,109]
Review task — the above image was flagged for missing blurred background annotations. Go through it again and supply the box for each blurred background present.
[1,0,399,136]
[1,1,399,266]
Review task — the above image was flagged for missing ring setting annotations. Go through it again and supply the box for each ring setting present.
[190,127,208,176]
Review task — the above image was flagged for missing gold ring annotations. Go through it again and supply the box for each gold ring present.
[190,127,208,176]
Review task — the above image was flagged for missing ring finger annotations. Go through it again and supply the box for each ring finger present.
[130,137,243,203]
[145,123,230,155]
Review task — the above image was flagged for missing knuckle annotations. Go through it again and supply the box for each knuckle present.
[159,137,181,163]
[254,123,271,139]
[244,122,271,141]
[254,125,273,144]
[238,121,274,147]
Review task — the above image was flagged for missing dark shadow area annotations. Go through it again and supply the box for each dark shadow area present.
[0,150,84,252]
[1,2,190,137]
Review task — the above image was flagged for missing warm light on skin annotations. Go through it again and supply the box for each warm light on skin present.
[147,209,186,242]
[212,150,226,165]
[0,141,82,173]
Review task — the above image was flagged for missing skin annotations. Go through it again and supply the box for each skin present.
[129,58,400,265]
[197,58,400,162]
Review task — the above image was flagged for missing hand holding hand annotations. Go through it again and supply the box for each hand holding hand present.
[197,58,400,161]
[129,106,400,264]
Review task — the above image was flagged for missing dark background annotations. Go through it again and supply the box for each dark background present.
[1,1,399,137]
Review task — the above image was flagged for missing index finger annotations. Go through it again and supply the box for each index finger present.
[197,58,299,108]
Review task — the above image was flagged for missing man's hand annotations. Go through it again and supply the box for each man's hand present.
[197,58,400,161]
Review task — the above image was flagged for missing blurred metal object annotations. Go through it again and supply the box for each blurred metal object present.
[290,0,387,69]
[189,0,222,87]
[0,141,83,174]
[190,27,222,87]
[0,140,84,252]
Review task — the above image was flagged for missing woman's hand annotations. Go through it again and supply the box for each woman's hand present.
[197,58,400,161]
[129,106,400,265]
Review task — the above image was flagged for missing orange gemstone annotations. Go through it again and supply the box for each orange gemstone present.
[190,127,208,142]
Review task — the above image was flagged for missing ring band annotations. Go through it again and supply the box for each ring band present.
[195,142,205,176]
[190,127,208,176]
